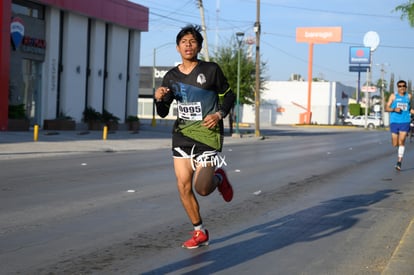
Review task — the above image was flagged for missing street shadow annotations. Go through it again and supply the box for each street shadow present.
[224,127,366,138]
[258,128,359,137]
[142,189,396,274]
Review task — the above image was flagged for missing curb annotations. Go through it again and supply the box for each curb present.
[382,218,414,274]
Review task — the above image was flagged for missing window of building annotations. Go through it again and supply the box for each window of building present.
[12,0,44,19]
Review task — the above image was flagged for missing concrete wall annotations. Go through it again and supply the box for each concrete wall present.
[87,20,106,112]
[60,12,88,121]
[41,7,60,121]
[126,30,141,117]
[104,24,128,121]
[257,81,354,125]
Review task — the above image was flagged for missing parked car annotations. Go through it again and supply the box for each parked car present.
[344,115,382,128]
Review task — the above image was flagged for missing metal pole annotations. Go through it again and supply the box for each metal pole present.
[380,66,385,126]
[364,50,373,128]
[236,44,241,134]
[254,0,261,137]
[33,124,39,141]
[357,71,361,103]
[151,48,156,127]
[364,67,369,128]
[235,32,244,136]
[377,63,388,126]
[306,43,314,124]
[150,43,175,127]
[103,125,108,140]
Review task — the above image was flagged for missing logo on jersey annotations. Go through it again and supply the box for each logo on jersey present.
[197,73,206,85]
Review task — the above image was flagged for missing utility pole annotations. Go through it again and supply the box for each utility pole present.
[377,63,389,126]
[380,65,386,126]
[215,0,220,55]
[254,0,261,137]
[197,0,210,61]
[234,32,245,137]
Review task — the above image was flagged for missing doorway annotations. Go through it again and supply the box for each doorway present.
[22,59,42,126]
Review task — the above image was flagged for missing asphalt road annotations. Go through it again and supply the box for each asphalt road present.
[1,127,414,274]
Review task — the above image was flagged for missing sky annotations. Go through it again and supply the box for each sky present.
[130,0,414,89]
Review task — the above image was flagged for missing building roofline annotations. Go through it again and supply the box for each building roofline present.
[34,0,148,31]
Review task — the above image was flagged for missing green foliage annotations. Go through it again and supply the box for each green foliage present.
[102,109,120,124]
[57,111,73,120]
[8,104,27,119]
[82,107,102,122]
[126,115,140,122]
[83,107,120,125]
[375,78,388,92]
[395,1,414,27]
[348,103,361,116]
[384,91,391,103]
[211,41,266,105]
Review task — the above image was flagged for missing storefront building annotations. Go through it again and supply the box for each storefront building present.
[137,66,176,120]
[0,0,148,130]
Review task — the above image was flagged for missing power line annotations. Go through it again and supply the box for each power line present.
[264,32,414,50]
[256,0,401,20]
[147,0,197,27]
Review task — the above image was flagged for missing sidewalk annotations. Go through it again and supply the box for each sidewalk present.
[0,121,173,160]
[0,120,256,160]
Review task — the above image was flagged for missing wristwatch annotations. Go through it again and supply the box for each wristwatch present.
[218,110,225,119]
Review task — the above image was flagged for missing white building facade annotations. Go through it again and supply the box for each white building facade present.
[2,0,148,130]
[241,81,355,126]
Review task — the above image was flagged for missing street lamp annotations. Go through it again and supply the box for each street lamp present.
[151,43,174,127]
[234,32,244,136]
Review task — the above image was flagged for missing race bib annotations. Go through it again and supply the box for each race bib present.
[178,102,203,120]
[397,102,408,111]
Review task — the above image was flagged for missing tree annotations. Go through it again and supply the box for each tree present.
[381,73,396,106]
[395,1,414,27]
[394,3,413,92]
[375,78,388,92]
[212,45,257,105]
[211,39,267,134]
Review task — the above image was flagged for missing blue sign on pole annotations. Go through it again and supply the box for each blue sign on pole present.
[349,47,371,64]
[349,65,371,72]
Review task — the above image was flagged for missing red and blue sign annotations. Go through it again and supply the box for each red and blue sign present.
[349,46,370,64]
[10,17,25,49]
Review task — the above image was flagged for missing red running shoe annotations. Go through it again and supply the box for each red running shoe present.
[182,229,209,249]
[215,168,233,202]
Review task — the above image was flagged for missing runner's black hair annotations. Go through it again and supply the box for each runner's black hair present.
[176,24,204,47]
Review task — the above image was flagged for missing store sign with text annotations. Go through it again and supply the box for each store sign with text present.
[296,27,342,43]
[349,46,370,64]
[21,36,46,55]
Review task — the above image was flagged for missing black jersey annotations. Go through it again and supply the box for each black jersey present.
[159,60,233,151]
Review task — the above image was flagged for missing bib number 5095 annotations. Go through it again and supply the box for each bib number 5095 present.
[178,102,203,121]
